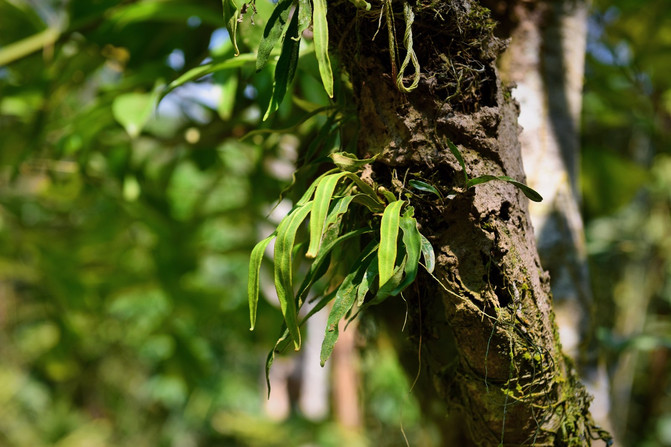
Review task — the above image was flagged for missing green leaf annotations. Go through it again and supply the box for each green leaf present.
[248,233,276,330]
[392,210,421,294]
[307,172,347,258]
[329,152,378,172]
[0,27,60,67]
[419,233,435,273]
[465,175,543,202]
[296,227,373,304]
[265,327,291,397]
[342,172,380,203]
[408,179,442,198]
[378,200,404,288]
[298,0,313,35]
[263,10,301,120]
[348,0,371,10]
[296,168,338,206]
[320,243,376,366]
[312,0,334,98]
[351,193,385,213]
[274,202,313,350]
[357,255,378,306]
[256,0,295,72]
[446,138,468,182]
[162,55,256,98]
[112,91,158,139]
[320,194,355,247]
[222,0,241,56]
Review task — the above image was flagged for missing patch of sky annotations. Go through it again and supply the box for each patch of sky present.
[167,49,185,71]
[209,28,231,52]
[187,15,202,28]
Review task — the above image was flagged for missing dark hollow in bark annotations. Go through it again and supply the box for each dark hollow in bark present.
[327,0,610,445]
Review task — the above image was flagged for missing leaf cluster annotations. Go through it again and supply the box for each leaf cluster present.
[248,153,434,388]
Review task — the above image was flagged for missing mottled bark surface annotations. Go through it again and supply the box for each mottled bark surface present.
[328,0,609,445]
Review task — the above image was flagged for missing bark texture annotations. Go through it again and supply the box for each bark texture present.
[327,0,609,445]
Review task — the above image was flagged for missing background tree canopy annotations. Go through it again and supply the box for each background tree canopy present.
[0,0,669,446]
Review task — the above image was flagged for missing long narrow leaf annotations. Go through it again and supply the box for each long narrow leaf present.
[307,172,347,257]
[274,202,313,350]
[265,327,291,397]
[357,253,378,306]
[257,0,295,71]
[419,233,435,273]
[222,0,241,55]
[391,211,421,294]
[298,0,313,35]
[320,194,355,246]
[296,227,373,303]
[312,0,334,97]
[320,243,377,365]
[465,175,543,202]
[248,233,277,330]
[378,200,404,287]
[446,138,468,182]
[264,10,301,120]
[161,55,256,99]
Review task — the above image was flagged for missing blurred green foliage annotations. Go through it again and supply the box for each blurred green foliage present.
[583,1,671,445]
[0,0,436,445]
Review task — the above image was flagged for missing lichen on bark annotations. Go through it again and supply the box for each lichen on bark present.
[327,0,610,445]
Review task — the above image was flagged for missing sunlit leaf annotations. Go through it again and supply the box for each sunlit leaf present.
[312,0,334,98]
[222,0,241,55]
[329,152,377,172]
[274,202,313,350]
[248,233,276,330]
[419,233,435,273]
[256,0,295,72]
[307,172,347,258]
[392,209,421,294]
[379,200,404,288]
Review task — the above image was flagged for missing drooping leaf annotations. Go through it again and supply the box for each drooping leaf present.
[307,172,347,258]
[222,0,241,56]
[248,233,276,330]
[312,0,334,97]
[378,200,404,288]
[408,179,442,199]
[298,0,313,35]
[274,202,313,350]
[446,138,468,182]
[465,175,543,202]
[320,243,377,366]
[342,172,380,203]
[263,9,301,120]
[265,327,291,397]
[357,254,378,306]
[391,209,421,294]
[256,0,295,72]
[419,233,435,273]
[329,152,377,172]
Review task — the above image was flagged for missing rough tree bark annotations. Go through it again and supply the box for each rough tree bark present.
[327,0,611,445]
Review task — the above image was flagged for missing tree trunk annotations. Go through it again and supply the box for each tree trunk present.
[328,0,610,444]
